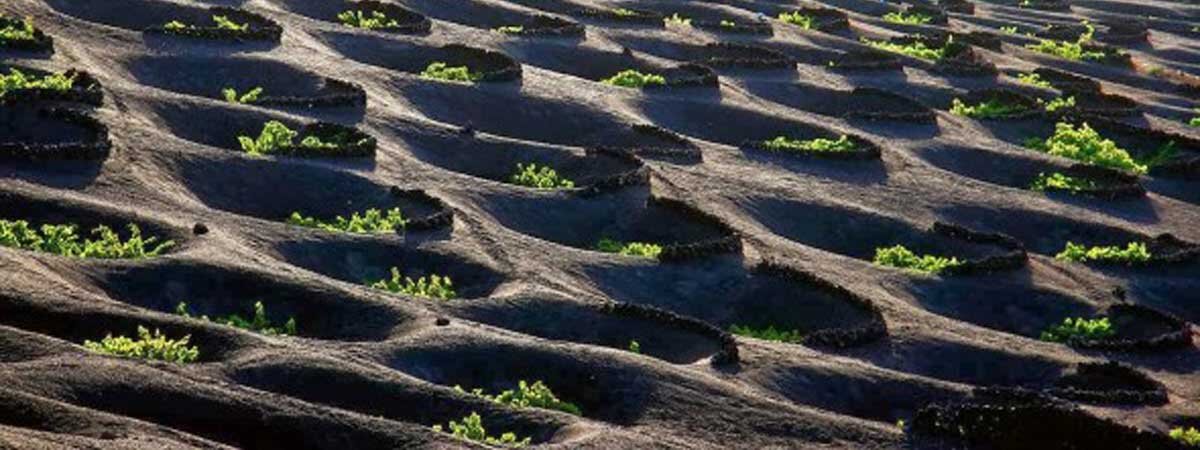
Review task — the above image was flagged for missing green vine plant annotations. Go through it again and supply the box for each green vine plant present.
[495,25,524,34]
[949,98,1030,119]
[164,15,250,34]
[287,208,406,234]
[862,36,959,61]
[1029,172,1101,194]
[337,10,400,30]
[0,16,37,44]
[1189,109,1200,127]
[873,245,962,274]
[882,11,932,25]
[237,121,365,155]
[729,324,804,344]
[433,412,530,448]
[510,163,575,189]
[455,380,582,415]
[222,86,263,104]
[1015,72,1053,88]
[1040,317,1114,342]
[1039,95,1076,112]
[777,11,815,29]
[1026,22,1110,62]
[0,220,174,259]
[84,326,199,363]
[761,135,857,153]
[719,20,737,28]
[664,13,691,26]
[1024,122,1148,174]
[601,69,667,88]
[595,238,663,259]
[1170,427,1200,447]
[0,68,75,97]
[628,340,641,353]
[999,26,1019,35]
[420,62,482,83]
[176,301,296,336]
[369,267,457,300]
[1055,241,1151,264]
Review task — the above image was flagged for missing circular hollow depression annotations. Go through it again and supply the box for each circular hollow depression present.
[86,260,406,341]
[175,156,447,227]
[271,238,505,299]
[129,55,364,109]
[276,0,429,33]
[385,336,656,424]
[915,144,1144,199]
[479,188,737,260]
[743,83,935,122]
[746,198,1016,267]
[451,294,724,364]
[0,106,110,161]
[149,100,374,158]
[636,99,879,160]
[908,279,1098,339]
[47,0,279,42]
[581,259,887,349]
[321,32,520,82]
[503,41,713,87]
[0,190,185,255]
[394,124,644,189]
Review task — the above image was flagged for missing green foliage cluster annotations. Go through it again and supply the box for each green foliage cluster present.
[729,324,804,343]
[882,12,933,25]
[164,15,249,33]
[0,220,173,259]
[999,26,1019,35]
[863,37,956,60]
[873,245,962,274]
[0,16,36,43]
[664,13,691,26]
[495,25,524,34]
[510,163,575,189]
[601,69,667,88]
[949,98,1030,119]
[370,267,457,300]
[84,326,199,363]
[176,301,296,336]
[1024,123,1147,174]
[612,8,636,17]
[762,135,857,153]
[1040,317,1114,342]
[777,11,815,29]
[1029,172,1101,193]
[1040,95,1076,112]
[1026,23,1108,61]
[628,340,641,353]
[1170,427,1200,447]
[337,10,400,30]
[719,20,737,28]
[0,69,75,97]
[1055,241,1151,264]
[433,412,529,448]
[238,121,363,155]
[420,62,482,83]
[287,208,406,234]
[456,380,581,415]
[1016,72,1052,88]
[595,238,663,259]
[1189,109,1200,127]
[222,86,262,104]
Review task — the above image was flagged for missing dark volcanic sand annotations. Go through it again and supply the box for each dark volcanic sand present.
[1,0,1199,448]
